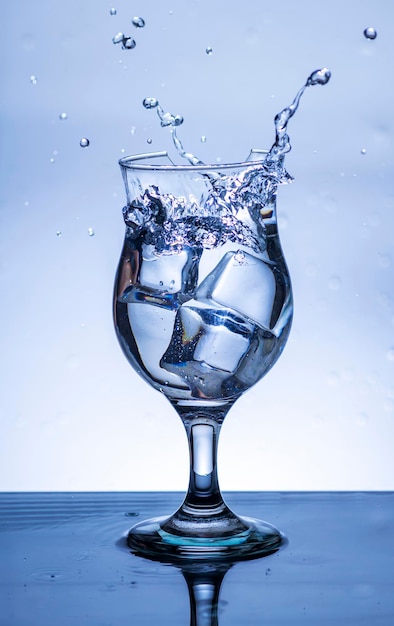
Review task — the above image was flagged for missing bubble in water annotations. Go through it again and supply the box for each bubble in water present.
[122,37,136,50]
[143,97,159,109]
[132,16,145,28]
[88,228,95,237]
[206,47,213,55]
[80,138,90,148]
[364,27,377,40]
[109,8,117,15]
[201,135,207,143]
[361,148,367,155]
[112,32,124,44]
[30,75,38,84]
[59,112,68,120]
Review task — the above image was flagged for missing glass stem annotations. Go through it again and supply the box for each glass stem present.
[172,404,232,513]
[185,420,223,510]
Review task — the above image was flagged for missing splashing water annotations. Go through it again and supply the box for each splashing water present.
[266,68,331,164]
[142,68,330,171]
[142,98,204,166]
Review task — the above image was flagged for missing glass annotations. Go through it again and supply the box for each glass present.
[113,151,293,561]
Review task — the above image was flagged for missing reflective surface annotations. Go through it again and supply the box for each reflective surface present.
[1,492,394,624]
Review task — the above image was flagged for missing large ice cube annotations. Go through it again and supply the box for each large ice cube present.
[161,301,253,398]
[196,250,281,331]
[127,302,187,389]
[118,244,201,310]
[139,244,199,295]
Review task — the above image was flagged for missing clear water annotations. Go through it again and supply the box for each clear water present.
[115,188,292,402]
[114,70,331,404]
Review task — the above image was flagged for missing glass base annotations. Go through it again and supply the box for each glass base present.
[127,514,287,563]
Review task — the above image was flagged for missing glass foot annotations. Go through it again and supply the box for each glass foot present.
[127,515,287,562]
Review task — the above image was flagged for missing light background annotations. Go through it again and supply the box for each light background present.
[1,0,393,491]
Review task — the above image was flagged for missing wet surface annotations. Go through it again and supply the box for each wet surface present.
[1,492,394,624]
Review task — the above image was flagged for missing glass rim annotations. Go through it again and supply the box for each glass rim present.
[118,150,271,172]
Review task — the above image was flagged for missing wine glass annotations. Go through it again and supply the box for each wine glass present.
[113,151,293,561]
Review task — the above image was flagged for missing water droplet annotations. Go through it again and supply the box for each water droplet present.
[56,230,62,237]
[143,97,158,109]
[169,279,175,289]
[206,47,213,55]
[109,8,117,15]
[49,157,55,164]
[88,228,95,237]
[147,138,152,144]
[112,32,124,44]
[200,135,207,143]
[159,280,164,286]
[361,148,367,155]
[364,27,377,40]
[59,112,68,120]
[30,75,37,85]
[80,138,90,148]
[132,16,145,28]
[387,348,394,362]
[130,126,136,135]
[122,37,136,50]
[306,68,331,86]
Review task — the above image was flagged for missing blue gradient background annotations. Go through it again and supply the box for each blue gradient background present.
[1,0,393,491]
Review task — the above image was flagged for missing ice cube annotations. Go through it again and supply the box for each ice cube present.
[127,302,187,389]
[196,250,282,331]
[139,244,199,295]
[161,301,253,398]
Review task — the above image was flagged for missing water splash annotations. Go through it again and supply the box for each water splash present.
[142,68,330,169]
[142,98,203,165]
[266,68,331,163]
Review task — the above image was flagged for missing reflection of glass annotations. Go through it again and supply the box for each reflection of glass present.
[114,152,293,560]
[181,560,232,626]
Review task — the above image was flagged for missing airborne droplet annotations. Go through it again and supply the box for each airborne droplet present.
[206,47,213,55]
[132,16,145,28]
[109,8,117,15]
[122,37,136,50]
[112,32,124,44]
[59,112,68,121]
[80,138,90,148]
[364,27,377,40]
[143,97,159,109]
[88,228,95,237]
[30,75,38,85]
